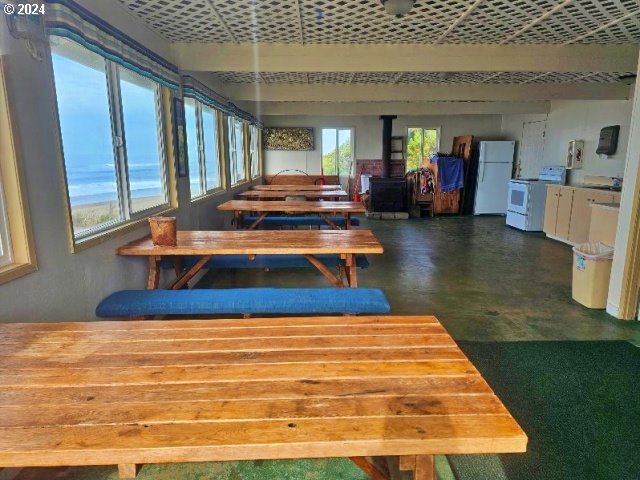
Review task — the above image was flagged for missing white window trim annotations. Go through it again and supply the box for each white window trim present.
[229,116,247,186]
[0,57,37,283]
[407,126,442,169]
[50,37,173,246]
[249,124,261,180]
[187,100,224,200]
[321,127,355,178]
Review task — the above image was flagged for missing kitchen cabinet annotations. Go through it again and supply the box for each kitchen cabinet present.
[543,185,621,245]
[589,203,620,246]
[568,189,616,244]
[544,185,575,238]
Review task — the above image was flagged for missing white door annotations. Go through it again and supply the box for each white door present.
[474,162,513,215]
[518,121,546,179]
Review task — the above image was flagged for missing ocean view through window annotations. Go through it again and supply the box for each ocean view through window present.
[228,116,246,185]
[50,37,170,242]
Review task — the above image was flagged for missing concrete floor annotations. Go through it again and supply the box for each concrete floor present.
[9,216,640,480]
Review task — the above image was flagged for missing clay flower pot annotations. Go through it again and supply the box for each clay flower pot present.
[148,216,177,246]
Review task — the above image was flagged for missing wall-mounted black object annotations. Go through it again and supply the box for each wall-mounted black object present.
[379,115,397,178]
[596,125,620,155]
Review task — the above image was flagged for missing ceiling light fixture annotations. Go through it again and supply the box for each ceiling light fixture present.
[380,0,416,17]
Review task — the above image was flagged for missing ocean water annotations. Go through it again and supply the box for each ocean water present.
[67,162,164,207]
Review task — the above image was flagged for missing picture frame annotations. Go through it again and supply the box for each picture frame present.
[172,96,188,177]
[264,127,314,151]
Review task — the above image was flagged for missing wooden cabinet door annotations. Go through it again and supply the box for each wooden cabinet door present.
[556,188,574,240]
[543,185,561,235]
[568,189,614,244]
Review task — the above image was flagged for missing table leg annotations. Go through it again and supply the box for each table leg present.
[345,253,358,288]
[146,256,160,290]
[304,254,344,288]
[168,255,212,290]
[346,213,352,229]
[399,455,435,480]
[247,212,268,230]
[319,213,340,230]
[350,457,389,480]
[117,464,139,479]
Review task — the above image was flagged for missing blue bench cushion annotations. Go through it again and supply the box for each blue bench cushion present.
[240,216,360,227]
[161,254,369,270]
[96,288,391,317]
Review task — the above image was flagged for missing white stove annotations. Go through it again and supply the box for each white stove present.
[506,166,566,231]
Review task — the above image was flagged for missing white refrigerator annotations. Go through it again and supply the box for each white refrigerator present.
[474,141,515,215]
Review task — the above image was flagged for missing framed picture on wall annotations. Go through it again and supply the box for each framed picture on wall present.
[172,96,188,177]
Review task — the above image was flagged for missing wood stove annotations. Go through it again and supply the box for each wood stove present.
[369,178,407,212]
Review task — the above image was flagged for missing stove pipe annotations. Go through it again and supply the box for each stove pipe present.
[379,115,397,178]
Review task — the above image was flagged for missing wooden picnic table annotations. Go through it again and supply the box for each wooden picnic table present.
[218,200,366,230]
[237,190,349,200]
[117,230,383,289]
[253,184,342,191]
[0,315,527,480]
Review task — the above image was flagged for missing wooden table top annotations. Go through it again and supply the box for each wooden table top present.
[237,190,348,199]
[218,200,366,213]
[253,184,342,191]
[117,230,383,256]
[0,316,526,467]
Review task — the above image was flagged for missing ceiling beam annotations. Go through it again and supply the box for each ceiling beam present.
[499,0,574,44]
[237,101,551,116]
[434,0,485,45]
[225,83,630,102]
[174,43,639,73]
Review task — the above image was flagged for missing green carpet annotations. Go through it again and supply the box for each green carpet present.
[448,341,640,480]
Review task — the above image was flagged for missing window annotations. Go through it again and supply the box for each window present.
[249,124,261,179]
[321,128,353,178]
[185,98,223,199]
[0,58,37,283]
[50,37,170,243]
[228,116,246,185]
[407,127,440,171]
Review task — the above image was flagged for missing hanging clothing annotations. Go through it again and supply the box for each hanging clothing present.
[431,156,464,193]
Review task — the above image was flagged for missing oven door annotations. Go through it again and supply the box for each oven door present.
[508,181,530,215]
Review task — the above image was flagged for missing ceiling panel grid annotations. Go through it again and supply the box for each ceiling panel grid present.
[518,0,640,43]
[212,70,634,85]
[118,0,640,44]
[117,0,233,42]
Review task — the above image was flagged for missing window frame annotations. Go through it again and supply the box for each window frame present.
[321,127,355,178]
[49,37,175,249]
[185,98,225,201]
[406,126,441,171]
[228,115,248,187]
[248,124,262,180]
[0,57,37,284]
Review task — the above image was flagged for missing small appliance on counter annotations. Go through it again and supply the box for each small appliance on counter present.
[582,175,623,190]
[506,166,566,231]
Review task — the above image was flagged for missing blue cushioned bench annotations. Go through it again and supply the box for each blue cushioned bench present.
[161,254,370,270]
[239,216,360,228]
[96,288,391,317]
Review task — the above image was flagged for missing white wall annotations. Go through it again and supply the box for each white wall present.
[263,114,504,175]
[502,99,634,184]
[0,2,257,322]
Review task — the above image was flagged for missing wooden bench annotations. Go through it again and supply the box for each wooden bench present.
[95,288,391,318]
[0,315,526,479]
[238,215,361,229]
